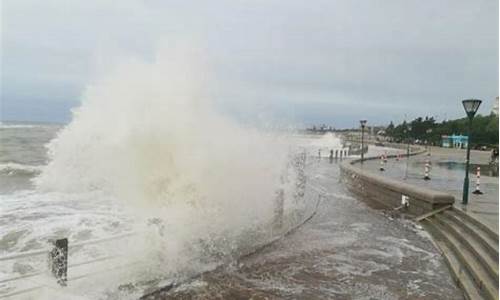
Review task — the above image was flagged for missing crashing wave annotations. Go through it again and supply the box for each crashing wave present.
[0,162,43,175]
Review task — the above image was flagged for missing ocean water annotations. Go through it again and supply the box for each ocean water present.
[0,118,333,299]
[0,122,60,193]
[0,122,133,298]
[0,124,463,299]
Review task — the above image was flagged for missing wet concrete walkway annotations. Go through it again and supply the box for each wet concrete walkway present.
[149,159,463,299]
[362,146,499,234]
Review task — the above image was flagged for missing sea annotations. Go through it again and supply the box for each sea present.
[0,122,59,193]
[0,121,463,299]
[0,121,330,299]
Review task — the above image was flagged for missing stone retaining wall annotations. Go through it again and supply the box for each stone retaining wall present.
[340,147,455,215]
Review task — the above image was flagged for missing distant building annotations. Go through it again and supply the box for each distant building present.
[442,135,468,149]
[306,124,335,133]
[492,96,499,115]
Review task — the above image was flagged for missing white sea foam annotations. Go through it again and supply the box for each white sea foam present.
[27,45,307,298]
[0,162,43,174]
[0,124,39,129]
[308,133,346,157]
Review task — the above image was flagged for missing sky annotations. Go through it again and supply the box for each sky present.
[1,0,498,128]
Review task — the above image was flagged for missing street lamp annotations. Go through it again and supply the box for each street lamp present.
[426,128,433,156]
[360,120,367,162]
[405,125,412,179]
[406,125,412,157]
[462,99,482,205]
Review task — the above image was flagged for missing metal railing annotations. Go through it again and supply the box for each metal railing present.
[0,232,137,299]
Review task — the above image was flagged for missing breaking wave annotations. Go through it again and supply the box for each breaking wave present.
[0,162,43,175]
[29,45,309,297]
[0,123,40,129]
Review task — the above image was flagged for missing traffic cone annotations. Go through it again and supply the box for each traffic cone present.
[423,160,431,180]
[472,166,483,195]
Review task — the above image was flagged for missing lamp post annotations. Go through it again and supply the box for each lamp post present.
[462,99,482,205]
[407,125,412,155]
[405,125,412,179]
[360,120,367,162]
[426,128,433,156]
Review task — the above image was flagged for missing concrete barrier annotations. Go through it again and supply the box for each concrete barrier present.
[340,146,455,215]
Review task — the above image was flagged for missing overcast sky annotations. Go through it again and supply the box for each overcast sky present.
[1,0,498,128]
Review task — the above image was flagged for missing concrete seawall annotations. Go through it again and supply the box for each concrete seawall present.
[340,146,455,215]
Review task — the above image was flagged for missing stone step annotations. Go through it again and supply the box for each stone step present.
[428,217,498,300]
[452,208,498,243]
[444,210,499,262]
[436,214,499,283]
[422,219,484,300]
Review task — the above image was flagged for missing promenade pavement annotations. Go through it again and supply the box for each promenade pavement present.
[361,145,499,234]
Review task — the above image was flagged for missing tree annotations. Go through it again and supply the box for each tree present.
[385,114,499,147]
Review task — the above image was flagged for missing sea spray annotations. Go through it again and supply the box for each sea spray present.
[34,47,302,293]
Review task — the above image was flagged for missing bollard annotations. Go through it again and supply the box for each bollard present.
[48,238,68,286]
[379,155,385,171]
[329,150,333,159]
[396,153,400,161]
[472,166,483,195]
[318,149,321,158]
[423,160,431,180]
[335,149,338,159]
[383,152,388,163]
[401,195,410,208]
[339,150,343,159]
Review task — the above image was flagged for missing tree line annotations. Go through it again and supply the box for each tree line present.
[385,114,499,148]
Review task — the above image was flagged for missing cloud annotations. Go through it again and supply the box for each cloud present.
[1,0,498,126]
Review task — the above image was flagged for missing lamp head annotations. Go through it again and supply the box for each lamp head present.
[360,119,367,128]
[462,99,482,119]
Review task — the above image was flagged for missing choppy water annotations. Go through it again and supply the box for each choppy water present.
[0,122,61,193]
[0,121,331,299]
[0,126,462,299]
[0,122,138,298]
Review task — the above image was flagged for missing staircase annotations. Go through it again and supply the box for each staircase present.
[421,208,499,300]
